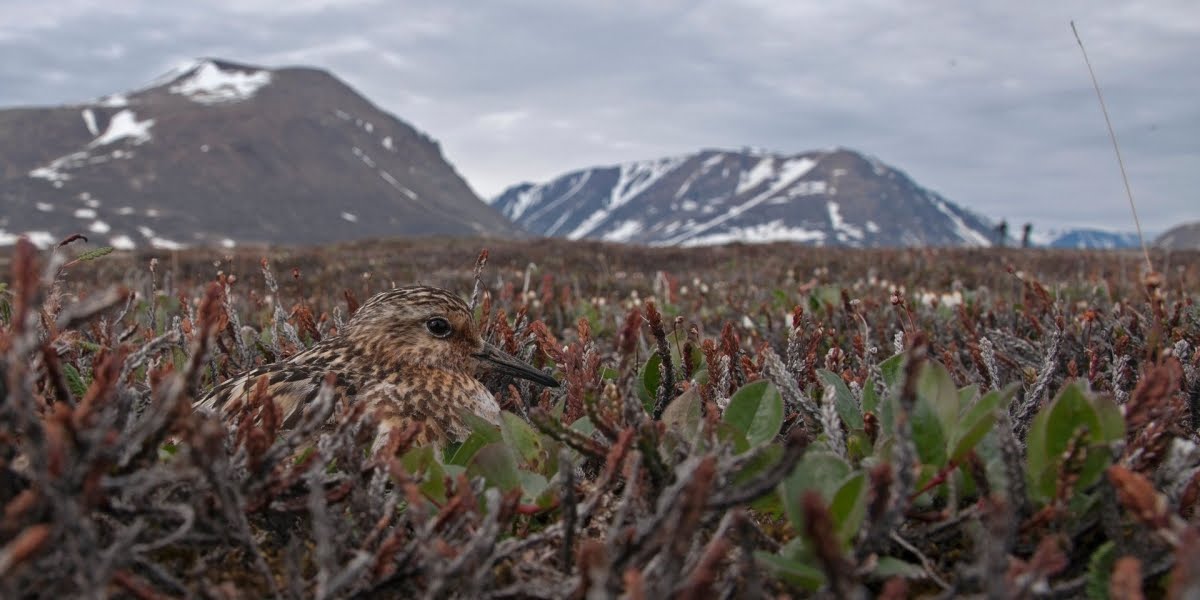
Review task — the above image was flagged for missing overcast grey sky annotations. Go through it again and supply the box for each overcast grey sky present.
[2,1,1196,232]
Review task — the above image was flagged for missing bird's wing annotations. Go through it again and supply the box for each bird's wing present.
[196,364,356,429]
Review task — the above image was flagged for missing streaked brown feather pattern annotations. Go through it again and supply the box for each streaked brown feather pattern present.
[195,285,551,447]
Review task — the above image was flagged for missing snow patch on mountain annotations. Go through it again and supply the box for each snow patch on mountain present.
[736,157,777,194]
[827,201,864,243]
[566,157,686,240]
[662,157,816,245]
[488,147,998,247]
[678,220,826,247]
[169,61,272,105]
[602,220,644,242]
[90,109,155,146]
[929,194,991,246]
[81,109,99,136]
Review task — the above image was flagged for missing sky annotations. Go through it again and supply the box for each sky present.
[1,1,1196,233]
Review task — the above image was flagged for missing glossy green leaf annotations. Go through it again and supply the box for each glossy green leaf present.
[1026,382,1125,503]
[723,380,784,447]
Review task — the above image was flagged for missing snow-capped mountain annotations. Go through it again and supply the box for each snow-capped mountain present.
[0,58,520,249]
[489,149,995,247]
[1032,228,1143,249]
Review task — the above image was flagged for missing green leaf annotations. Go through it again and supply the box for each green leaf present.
[862,380,879,415]
[872,556,927,580]
[63,363,89,399]
[1026,382,1126,503]
[957,384,980,414]
[399,446,448,504]
[830,472,868,544]
[661,387,703,439]
[910,387,947,467]
[1085,541,1116,600]
[816,369,864,430]
[917,361,959,431]
[570,416,595,436]
[723,380,784,447]
[755,551,824,590]
[1092,395,1126,442]
[74,246,114,262]
[732,444,785,514]
[517,470,549,503]
[448,413,503,466]
[500,412,550,472]
[715,421,750,455]
[639,346,704,411]
[948,384,1015,462]
[467,443,521,492]
[600,366,619,382]
[639,353,663,410]
[782,451,852,530]
[879,352,906,388]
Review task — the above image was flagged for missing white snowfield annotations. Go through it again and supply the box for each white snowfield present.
[90,110,155,146]
[169,61,272,105]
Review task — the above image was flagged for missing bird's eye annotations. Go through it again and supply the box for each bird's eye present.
[425,317,453,338]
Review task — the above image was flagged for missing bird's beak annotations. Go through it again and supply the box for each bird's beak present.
[474,342,559,388]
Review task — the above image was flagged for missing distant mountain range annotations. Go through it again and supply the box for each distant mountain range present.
[0,58,517,249]
[489,148,997,247]
[0,58,1188,252]
[1030,228,1143,250]
[1156,222,1200,250]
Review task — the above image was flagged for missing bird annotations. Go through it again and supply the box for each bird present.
[195,285,558,446]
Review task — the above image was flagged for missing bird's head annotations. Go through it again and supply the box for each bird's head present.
[343,285,558,387]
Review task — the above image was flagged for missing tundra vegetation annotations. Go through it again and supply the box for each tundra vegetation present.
[0,236,1197,598]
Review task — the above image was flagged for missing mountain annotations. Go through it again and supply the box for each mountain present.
[1156,222,1200,250]
[488,148,995,247]
[0,58,519,249]
[1032,228,1143,249]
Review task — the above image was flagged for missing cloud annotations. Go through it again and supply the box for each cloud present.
[0,0,1196,231]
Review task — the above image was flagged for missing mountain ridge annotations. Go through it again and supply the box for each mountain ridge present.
[490,148,996,247]
[0,58,520,249]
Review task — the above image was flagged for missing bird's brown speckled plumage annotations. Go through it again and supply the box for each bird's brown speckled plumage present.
[196,285,557,445]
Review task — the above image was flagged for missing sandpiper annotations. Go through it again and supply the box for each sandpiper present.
[195,285,558,445]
